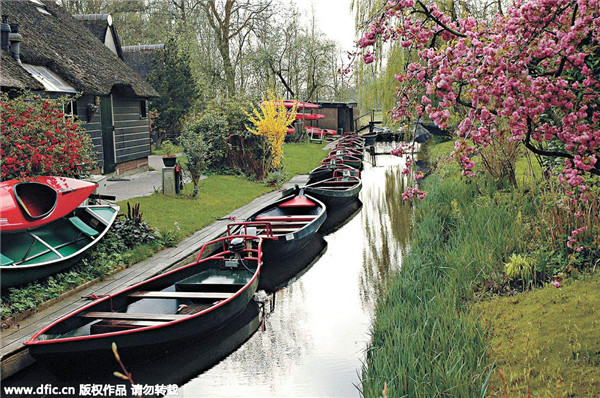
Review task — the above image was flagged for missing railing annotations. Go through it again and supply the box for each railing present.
[195,234,263,263]
[226,221,275,239]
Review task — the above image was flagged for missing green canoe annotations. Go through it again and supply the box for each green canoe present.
[1,204,119,289]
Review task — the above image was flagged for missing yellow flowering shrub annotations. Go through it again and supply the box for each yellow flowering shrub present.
[245,92,297,172]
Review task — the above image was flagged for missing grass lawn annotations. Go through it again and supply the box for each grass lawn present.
[119,142,329,238]
[475,275,600,396]
[117,175,270,238]
[282,141,328,176]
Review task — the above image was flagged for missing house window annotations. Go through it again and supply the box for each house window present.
[140,100,147,119]
[63,100,77,119]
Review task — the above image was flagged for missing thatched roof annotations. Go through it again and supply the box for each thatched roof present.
[122,44,165,80]
[1,52,44,91]
[72,14,124,60]
[1,0,157,97]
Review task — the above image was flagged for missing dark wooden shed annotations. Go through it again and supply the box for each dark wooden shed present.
[315,102,358,133]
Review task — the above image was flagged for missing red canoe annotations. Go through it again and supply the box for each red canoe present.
[274,100,320,110]
[0,176,97,232]
[295,113,325,120]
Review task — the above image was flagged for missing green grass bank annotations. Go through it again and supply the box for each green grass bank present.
[360,140,599,397]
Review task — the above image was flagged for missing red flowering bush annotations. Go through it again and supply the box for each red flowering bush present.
[1,93,94,180]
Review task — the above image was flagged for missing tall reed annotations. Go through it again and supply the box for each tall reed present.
[360,174,525,397]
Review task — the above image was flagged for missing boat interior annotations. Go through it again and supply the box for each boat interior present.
[229,195,322,238]
[37,237,260,339]
[307,169,361,191]
[14,182,57,220]
[1,207,111,267]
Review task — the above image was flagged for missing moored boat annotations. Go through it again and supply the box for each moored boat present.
[1,204,119,288]
[0,176,97,232]
[228,190,326,292]
[325,152,362,170]
[308,159,358,184]
[360,131,377,145]
[24,234,263,375]
[303,169,363,235]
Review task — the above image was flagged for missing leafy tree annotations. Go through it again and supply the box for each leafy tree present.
[147,37,198,141]
[1,93,94,180]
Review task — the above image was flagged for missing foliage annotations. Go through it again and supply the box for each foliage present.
[263,171,286,187]
[147,37,198,140]
[357,0,600,249]
[245,92,297,173]
[110,202,156,249]
[179,127,209,197]
[0,93,94,180]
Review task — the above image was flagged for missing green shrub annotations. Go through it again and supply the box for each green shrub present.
[505,253,536,289]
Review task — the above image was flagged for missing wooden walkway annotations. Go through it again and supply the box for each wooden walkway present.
[0,175,308,379]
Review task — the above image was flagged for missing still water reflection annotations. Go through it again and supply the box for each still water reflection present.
[174,143,412,397]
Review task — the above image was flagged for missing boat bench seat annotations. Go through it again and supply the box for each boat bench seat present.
[81,311,187,322]
[69,216,99,238]
[129,291,234,300]
[0,253,14,267]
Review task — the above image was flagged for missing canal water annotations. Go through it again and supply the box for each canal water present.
[2,143,414,398]
[172,143,413,397]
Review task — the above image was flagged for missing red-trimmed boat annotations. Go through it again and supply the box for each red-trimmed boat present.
[302,169,362,235]
[24,235,263,375]
[0,176,97,232]
[308,158,358,184]
[228,189,326,292]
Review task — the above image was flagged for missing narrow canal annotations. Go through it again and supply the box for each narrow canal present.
[2,143,414,398]
[174,143,413,397]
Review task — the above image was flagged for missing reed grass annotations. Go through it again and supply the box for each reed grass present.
[360,174,525,397]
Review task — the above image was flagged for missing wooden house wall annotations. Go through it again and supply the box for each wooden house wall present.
[317,108,338,131]
[112,97,151,164]
[77,95,104,169]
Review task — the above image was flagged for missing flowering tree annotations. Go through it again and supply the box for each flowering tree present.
[1,93,94,180]
[245,93,298,174]
[357,0,599,183]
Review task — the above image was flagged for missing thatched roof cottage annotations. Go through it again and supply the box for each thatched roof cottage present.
[0,0,158,175]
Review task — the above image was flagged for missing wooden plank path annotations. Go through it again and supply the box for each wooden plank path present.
[0,175,308,379]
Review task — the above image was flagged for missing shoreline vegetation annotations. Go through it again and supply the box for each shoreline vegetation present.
[0,142,328,327]
[360,139,599,397]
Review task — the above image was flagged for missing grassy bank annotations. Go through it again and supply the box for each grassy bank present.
[361,175,520,397]
[360,140,599,397]
[476,276,600,396]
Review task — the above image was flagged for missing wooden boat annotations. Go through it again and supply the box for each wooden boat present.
[330,147,364,160]
[360,131,377,145]
[24,235,263,374]
[304,169,362,207]
[325,151,362,170]
[302,169,362,235]
[228,190,326,292]
[1,204,119,288]
[308,159,358,184]
[0,176,97,232]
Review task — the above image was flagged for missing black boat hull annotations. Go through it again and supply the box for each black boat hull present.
[27,276,258,376]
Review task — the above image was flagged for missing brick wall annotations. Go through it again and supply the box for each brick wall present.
[114,157,149,176]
